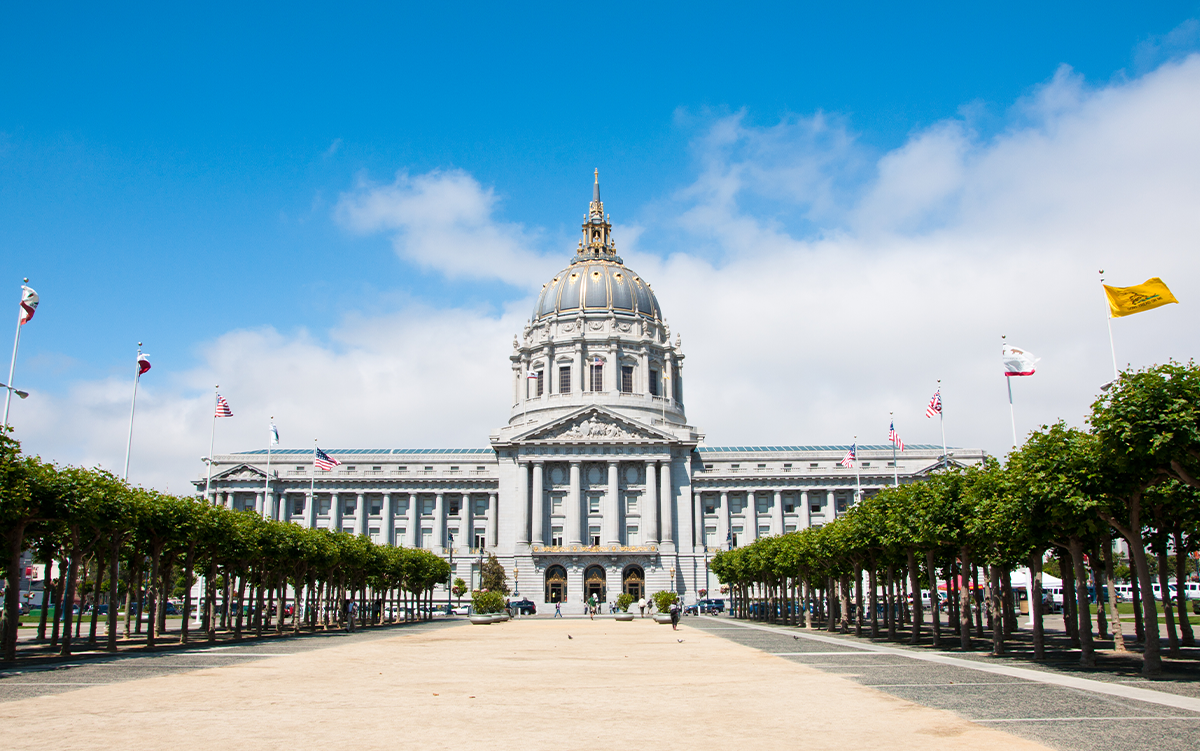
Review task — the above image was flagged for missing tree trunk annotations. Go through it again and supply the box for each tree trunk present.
[958,548,972,651]
[37,575,55,641]
[88,549,104,646]
[234,572,247,640]
[926,551,940,647]
[106,544,121,652]
[1060,548,1078,645]
[839,575,850,634]
[868,563,879,639]
[907,550,923,645]
[1030,551,1045,660]
[51,555,67,648]
[948,561,959,628]
[0,524,29,661]
[971,565,984,638]
[1001,568,1016,638]
[206,559,218,642]
[1173,530,1194,647]
[60,544,83,657]
[1067,536,1096,667]
[1156,544,1180,657]
[1100,497,1161,675]
[180,544,196,645]
[988,564,1004,656]
[1131,561,1144,643]
[146,544,161,649]
[885,565,896,641]
[1102,540,1126,652]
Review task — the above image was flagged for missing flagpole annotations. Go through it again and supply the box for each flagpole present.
[937,380,947,460]
[264,417,273,520]
[204,385,218,504]
[1007,376,1018,448]
[122,343,143,480]
[854,435,862,505]
[1100,270,1119,380]
[890,413,898,487]
[310,439,318,521]
[1,279,28,429]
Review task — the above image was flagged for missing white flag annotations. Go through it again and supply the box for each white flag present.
[269,423,280,446]
[1002,345,1038,377]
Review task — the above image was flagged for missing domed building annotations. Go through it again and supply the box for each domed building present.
[200,173,985,613]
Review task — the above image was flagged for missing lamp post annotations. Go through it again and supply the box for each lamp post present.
[447,532,454,613]
[513,566,520,597]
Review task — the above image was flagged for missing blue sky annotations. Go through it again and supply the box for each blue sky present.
[4,3,1200,488]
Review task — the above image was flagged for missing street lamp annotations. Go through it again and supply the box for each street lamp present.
[0,381,29,400]
[447,532,454,613]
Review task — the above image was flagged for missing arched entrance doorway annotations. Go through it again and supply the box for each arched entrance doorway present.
[584,565,607,603]
[622,565,644,601]
[544,565,567,604]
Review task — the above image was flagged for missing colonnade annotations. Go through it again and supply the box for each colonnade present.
[208,488,499,551]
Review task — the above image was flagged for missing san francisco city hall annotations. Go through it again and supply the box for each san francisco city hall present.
[199,174,985,613]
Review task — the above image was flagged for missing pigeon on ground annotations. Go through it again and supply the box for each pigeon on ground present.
[677,639,684,643]
[793,635,799,640]
[567,635,573,640]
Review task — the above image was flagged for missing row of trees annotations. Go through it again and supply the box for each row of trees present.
[710,361,1200,676]
[0,432,451,662]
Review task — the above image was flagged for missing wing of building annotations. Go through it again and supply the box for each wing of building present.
[198,172,986,612]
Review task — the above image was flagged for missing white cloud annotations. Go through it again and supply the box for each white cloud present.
[13,53,1200,489]
[335,169,558,287]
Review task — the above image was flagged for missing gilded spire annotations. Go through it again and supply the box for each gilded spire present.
[576,170,620,264]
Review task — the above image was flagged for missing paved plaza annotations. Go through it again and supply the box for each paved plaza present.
[1,617,1198,750]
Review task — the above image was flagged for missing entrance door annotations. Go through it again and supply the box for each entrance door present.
[545,565,567,604]
[584,565,606,603]
[623,565,644,601]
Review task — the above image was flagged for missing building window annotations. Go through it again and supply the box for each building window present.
[757,496,769,513]
[886,461,896,467]
[551,526,563,546]
[783,463,792,469]
[318,498,331,516]
[534,370,544,396]
[422,498,434,515]
[730,464,740,469]
[731,526,742,547]
[621,365,633,393]
[626,496,638,514]
[346,466,356,472]
[589,497,600,513]
[295,466,305,472]
[559,366,572,394]
[704,464,713,471]
[784,497,795,513]
[811,504,822,513]
[759,525,771,537]
[809,463,819,468]
[757,463,766,469]
[420,528,433,548]
[369,527,380,542]
[474,532,487,549]
[590,362,603,391]
[785,525,796,533]
[627,526,639,545]
[396,526,406,539]
[343,497,355,515]
[551,496,563,513]
[704,502,715,514]
[292,496,305,515]
[589,526,601,546]
[861,462,871,467]
[448,498,461,516]
[370,499,382,515]
[649,369,659,396]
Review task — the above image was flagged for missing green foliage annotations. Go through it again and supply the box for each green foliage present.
[616,592,634,612]
[651,590,677,613]
[471,589,505,614]
[452,577,467,598]
[480,553,510,595]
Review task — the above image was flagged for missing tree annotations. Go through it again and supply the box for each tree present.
[480,553,509,595]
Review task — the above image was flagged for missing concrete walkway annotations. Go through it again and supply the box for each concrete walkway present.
[0,618,1053,750]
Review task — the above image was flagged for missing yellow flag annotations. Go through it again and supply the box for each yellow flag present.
[1103,277,1178,318]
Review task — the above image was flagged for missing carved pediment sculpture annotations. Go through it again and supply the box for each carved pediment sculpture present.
[533,412,658,441]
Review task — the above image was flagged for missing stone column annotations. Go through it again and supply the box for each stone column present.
[802,489,811,528]
[330,492,342,532]
[694,492,704,548]
[433,492,445,551]
[605,460,620,545]
[306,491,317,530]
[659,457,673,545]
[382,493,394,546]
[644,460,659,544]
[407,493,419,547]
[487,493,498,548]
[355,492,367,537]
[516,463,530,545]
[223,492,234,510]
[254,491,264,516]
[830,490,838,521]
[746,490,758,543]
[567,460,582,545]
[773,490,784,535]
[265,491,276,520]
[464,493,474,549]
[674,455,694,553]
[718,491,729,548]
[531,462,545,546]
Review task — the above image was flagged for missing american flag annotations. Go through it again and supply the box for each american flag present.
[215,394,233,418]
[314,447,341,471]
[925,390,942,419]
[888,421,905,451]
[839,443,856,468]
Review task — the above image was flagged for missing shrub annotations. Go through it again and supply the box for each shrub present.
[471,590,506,614]
[616,593,635,612]
[652,590,678,613]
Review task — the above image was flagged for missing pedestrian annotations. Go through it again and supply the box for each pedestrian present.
[638,598,646,618]
[587,593,596,620]
[554,600,562,618]
[669,600,680,631]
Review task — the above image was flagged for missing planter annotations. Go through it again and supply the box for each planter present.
[614,612,635,622]
[469,615,494,625]
[493,613,511,622]
[653,614,674,625]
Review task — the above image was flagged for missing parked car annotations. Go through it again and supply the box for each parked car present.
[687,598,725,615]
[508,599,536,615]
[451,605,470,616]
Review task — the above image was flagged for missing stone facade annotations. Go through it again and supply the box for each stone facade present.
[198,173,986,613]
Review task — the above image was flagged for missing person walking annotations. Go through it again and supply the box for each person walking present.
[587,594,597,620]
[669,600,680,631]
[554,600,562,618]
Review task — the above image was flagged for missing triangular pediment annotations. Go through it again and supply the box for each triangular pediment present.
[518,407,673,443]
[213,463,267,481]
